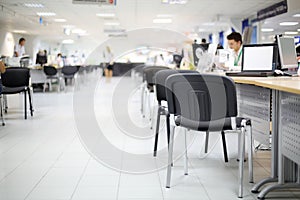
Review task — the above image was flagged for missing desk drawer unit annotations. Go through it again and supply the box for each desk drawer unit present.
[236,84,271,145]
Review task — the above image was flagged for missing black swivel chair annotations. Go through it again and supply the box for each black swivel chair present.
[43,66,63,92]
[1,67,33,119]
[164,73,253,198]
[153,69,199,157]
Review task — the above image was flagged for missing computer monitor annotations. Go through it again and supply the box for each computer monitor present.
[277,35,298,70]
[242,44,276,72]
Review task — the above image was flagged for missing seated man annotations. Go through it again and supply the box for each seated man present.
[227,32,243,71]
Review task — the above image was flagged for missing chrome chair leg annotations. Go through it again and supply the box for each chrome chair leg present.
[166,125,175,188]
[247,125,254,183]
[184,128,188,175]
[238,121,246,198]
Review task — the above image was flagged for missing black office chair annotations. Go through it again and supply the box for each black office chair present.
[140,66,169,121]
[61,65,80,86]
[164,73,253,198]
[153,69,199,157]
[1,67,33,119]
[43,65,63,92]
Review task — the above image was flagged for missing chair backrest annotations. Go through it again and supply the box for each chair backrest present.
[165,74,237,121]
[43,66,57,76]
[62,65,79,76]
[1,67,30,87]
[154,69,199,104]
[143,66,169,85]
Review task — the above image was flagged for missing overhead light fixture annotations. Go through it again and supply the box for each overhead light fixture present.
[62,39,74,44]
[72,29,87,34]
[62,25,75,28]
[24,3,44,8]
[157,14,173,18]
[96,13,115,17]
[54,19,67,22]
[37,12,56,16]
[298,29,300,32]
[161,0,187,4]
[261,28,274,32]
[202,22,215,26]
[285,31,298,35]
[13,30,27,34]
[153,18,172,24]
[104,22,120,26]
[198,28,205,32]
[279,22,299,26]
[293,14,300,17]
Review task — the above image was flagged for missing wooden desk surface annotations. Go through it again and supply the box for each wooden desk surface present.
[231,76,300,95]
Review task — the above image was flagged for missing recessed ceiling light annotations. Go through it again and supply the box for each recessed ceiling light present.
[96,13,115,17]
[72,29,87,34]
[198,28,205,32]
[279,22,299,26]
[54,19,67,22]
[285,31,298,35]
[13,30,27,34]
[153,18,172,24]
[157,14,173,18]
[298,29,300,32]
[293,14,300,17]
[261,28,274,32]
[162,0,187,4]
[24,3,44,8]
[104,22,120,26]
[37,12,56,16]
[62,39,74,44]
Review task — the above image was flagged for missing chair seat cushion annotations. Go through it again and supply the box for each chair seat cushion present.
[2,86,27,94]
[175,116,251,132]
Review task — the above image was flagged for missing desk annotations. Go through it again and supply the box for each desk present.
[231,76,300,199]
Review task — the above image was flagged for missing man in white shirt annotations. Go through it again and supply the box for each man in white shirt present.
[227,32,243,71]
[14,38,26,57]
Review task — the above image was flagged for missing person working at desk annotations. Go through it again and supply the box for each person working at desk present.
[227,32,243,71]
[14,38,26,57]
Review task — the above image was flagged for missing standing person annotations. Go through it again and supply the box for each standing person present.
[14,38,26,57]
[227,32,243,70]
[201,38,207,44]
[0,61,6,94]
[105,46,114,79]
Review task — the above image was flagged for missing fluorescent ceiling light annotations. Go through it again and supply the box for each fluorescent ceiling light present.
[153,18,172,24]
[285,31,298,35]
[104,22,120,26]
[96,13,115,17]
[157,14,173,18]
[62,25,75,28]
[24,3,44,8]
[279,22,299,26]
[198,28,205,32]
[298,29,300,32]
[202,22,215,26]
[162,0,187,4]
[37,12,56,16]
[261,28,274,32]
[293,14,300,17]
[54,19,67,22]
[13,30,27,34]
[72,29,87,34]
[62,39,74,44]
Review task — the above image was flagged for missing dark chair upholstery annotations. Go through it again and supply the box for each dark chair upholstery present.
[164,73,253,198]
[1,67,33,119]
[140,66,169,119]
[43,66,62,92]
[61,65,80,85]
[152,69,199,156]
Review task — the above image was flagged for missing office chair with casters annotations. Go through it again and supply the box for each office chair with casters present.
[1,67,34,119]
[153,69,199,157]
[43,66,64,92]
[141,66,169,123]
[164,73,253,198]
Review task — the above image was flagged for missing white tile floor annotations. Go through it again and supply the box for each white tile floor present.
[0,70,299,200]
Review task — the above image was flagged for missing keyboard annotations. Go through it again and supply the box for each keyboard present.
[226,71,274,77]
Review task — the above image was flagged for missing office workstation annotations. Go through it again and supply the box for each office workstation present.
[1,0,300,200]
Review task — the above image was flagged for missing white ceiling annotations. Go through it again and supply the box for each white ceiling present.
[0,0,285,44]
